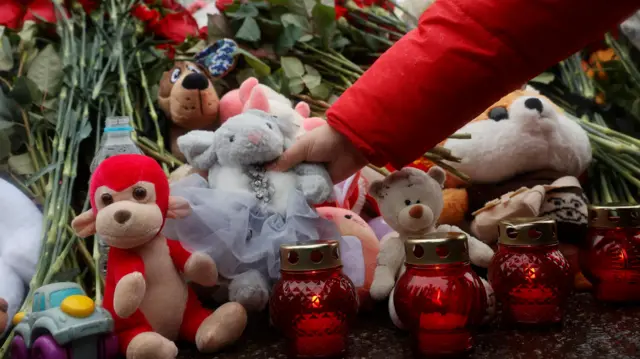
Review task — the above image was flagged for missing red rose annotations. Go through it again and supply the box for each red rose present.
[335,5,348,19]
[23,0,56,24]
[151,11,198,44]
[0,0,24,30]
[216,0,235,12]
[132,4,161,26]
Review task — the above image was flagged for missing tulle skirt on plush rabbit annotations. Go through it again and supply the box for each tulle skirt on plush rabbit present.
[163,174,348,281]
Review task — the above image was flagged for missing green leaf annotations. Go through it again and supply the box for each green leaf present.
[281,56,305,78]
[312,3,337,49]
[0,119,13,131]
[78,119,93,140]
[281,13,311,32]
[0,130,11,161]
[236,67,258,85]
[10,76,41,106]
[302,65,322,89]
[0,31,14,72]
[531,72,555,84]
[236,17,261,42]
[275,24,302,54]
[288,0,316,16]
[332,36,350,49]
[299,34,314,42]
[309,82,331,100]
[0,87,20,124]
[226,3,260,19]
[234,47,271,77]
[208,13,234,43]
[269,0,289,5]
[26,44,63,98]
[288,77,305,95]
[18,20,37,52]
[8,153,35,176]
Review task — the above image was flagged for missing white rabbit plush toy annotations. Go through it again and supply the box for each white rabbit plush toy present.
[163,100,342,313]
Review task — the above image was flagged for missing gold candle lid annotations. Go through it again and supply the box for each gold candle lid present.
[498,217,558,246]
[279,240,342,271]
[589,203,640,228]
[404,232,469,265]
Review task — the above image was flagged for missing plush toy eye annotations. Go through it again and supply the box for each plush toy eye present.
[344,214,352,219]
[488,106,509,121]
[186,64,201,73]
[132,187,147,201]
[170,68,181,83]
[266,123,273,129]
[405,199,411,206]
[416,199,421,204]
[229,135,235,143]
[101,193,114,206]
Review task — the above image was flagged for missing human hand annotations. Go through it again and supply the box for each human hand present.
[270,123,368,183]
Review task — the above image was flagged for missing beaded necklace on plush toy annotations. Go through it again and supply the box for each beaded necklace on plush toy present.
[246,165,275,204]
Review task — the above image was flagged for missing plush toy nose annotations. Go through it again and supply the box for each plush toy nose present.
[114,210,132,224]
[182,73,209,90]
[409,205,423,219]
[247,132,263,145]
[524,98,543,113]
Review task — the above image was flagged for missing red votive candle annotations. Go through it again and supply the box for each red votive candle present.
[489,218,572,326]
[394,232,488,357]
[270,240,358,358]
[580,204,640,302]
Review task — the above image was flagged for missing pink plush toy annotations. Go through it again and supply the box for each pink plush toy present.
[219,77,325,138]
[316,207,380,309]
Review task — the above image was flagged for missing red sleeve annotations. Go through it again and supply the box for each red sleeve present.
[326,0,638,168]
[109,247,146,282]
[166,239,193,272]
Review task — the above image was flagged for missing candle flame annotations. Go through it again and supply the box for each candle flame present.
[527,267,537,280]
[435,289,442,305]
[311,295,321,308]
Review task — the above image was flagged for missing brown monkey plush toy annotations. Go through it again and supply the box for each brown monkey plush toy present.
[155,39,238,161]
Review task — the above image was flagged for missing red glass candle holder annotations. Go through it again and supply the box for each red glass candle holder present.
[489,218,572,326]
[394,232,488,357]
[270,240,358,358]
[579,204,640,302]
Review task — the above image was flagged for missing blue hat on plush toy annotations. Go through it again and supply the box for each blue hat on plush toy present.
[195,38,238,78]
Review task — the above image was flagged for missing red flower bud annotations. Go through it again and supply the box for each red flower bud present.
[0,0,24,30]
[216,0,235,12]
[23,0,56,24]
[151,11,198,44]
[132,4,161,26]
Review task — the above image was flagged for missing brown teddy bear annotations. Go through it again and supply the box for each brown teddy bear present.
[155,39,239,162]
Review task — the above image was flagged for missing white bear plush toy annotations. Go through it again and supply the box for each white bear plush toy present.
[0,178,43,337]
[368,167,495,327]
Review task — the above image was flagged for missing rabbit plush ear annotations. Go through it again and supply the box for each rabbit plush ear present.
[177,130,218,170]
[294,102,311,118]
[245,87,271,112]
[238,77,260,104]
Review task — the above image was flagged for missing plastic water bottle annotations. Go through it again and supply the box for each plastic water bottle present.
[90,116,143,275]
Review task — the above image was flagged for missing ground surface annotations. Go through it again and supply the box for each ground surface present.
[173,292,640,359]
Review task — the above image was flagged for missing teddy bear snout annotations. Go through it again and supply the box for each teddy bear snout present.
[182,72,209,90]
[247,132,263,145]
[409,205,423,219]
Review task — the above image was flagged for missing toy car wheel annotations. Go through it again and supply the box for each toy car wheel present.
[99,334,118,359]
[31,335,68,359]
[9,335,29,359]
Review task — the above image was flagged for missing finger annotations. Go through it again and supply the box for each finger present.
[270,137,310,172]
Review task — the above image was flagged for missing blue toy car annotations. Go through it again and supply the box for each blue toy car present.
[10,282,117,359]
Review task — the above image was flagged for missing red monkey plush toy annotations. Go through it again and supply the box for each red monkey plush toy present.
[71,154,247,359]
